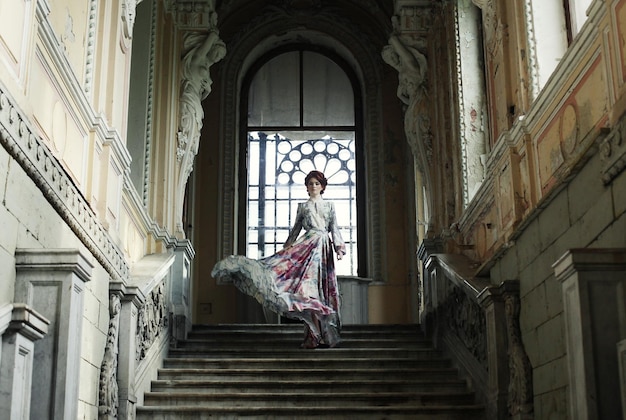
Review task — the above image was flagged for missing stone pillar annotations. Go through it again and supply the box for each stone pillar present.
[619,339,626,418]
[553,248,626,420]
[115,291,141,420]
[110,251,174,418]
[338,276,372,324]
[14,249,93,420]
[478,281,515,420]
[478,280,533,420]
[170,240,194,343]
[417,238,444,325]
[0,304,49,420]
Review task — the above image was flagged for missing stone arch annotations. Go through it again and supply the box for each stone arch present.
[216,14,388,281]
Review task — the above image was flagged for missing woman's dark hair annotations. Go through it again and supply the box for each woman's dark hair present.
[305,170,328,194]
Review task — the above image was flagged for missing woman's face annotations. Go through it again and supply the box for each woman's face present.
[306,177,324,198]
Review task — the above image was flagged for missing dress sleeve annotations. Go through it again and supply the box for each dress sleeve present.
[329,202,346,256]
[284,203,304,248]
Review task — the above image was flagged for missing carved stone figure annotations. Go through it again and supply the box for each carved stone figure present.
[505,294,534,417]
[136,281,168,362]
[176,11,226,235]
[98,294,122,419]
[382,34,427,107]
[382,31,433,173]
[177,14,227,161]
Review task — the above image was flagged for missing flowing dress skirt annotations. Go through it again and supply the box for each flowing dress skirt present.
[211,229,341,347]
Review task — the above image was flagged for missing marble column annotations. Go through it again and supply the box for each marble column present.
[338,276,372,324]
[14,249,93,420]
[554,248,626,420]
[170,240,194,343]
[0,303,49,420]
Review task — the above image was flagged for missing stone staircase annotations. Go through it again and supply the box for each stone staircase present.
[136,324,484,419]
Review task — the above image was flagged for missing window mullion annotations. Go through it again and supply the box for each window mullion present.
[258,132,267,256]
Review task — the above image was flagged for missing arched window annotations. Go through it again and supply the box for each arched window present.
[243,48,361,276]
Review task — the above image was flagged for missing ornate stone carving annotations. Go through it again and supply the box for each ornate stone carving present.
[382,32,431,159]
[98,294,121,419]
[0,88,129,282]
[504,293,534,417]
[122,0,143,39]
[600,115,626,184]
[165,0,216,29]
[176,12,226,234]
[84,0,98,95]
[559,104,579,160]
[522,0,540,100]
[143,2,158,206]
[136,282,168,362]
[441,286,487,365]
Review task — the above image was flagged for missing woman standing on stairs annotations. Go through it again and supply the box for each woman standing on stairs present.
[212,170,346,349]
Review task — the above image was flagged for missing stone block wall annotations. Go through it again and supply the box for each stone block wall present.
[0,126,110,418]
[489,147,626,418]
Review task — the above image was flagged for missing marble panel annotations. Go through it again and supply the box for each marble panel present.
[554,248,626,420]
[14,249,93,420]
[613,0,626,85]
[46,0,89,81]
[0,0,33,80]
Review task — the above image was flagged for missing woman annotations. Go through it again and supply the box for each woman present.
[212,170,346,348]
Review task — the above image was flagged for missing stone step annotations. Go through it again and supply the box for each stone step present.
[177,337,432,349]
[187,326,425,338]
[142,390,477,408]
[190,323,421,332]
[148,377,470,393]
[155,366,462,381]
[136,324,484,419]
[136,405,485,419]
[162,356,452,370]
[167,346,444,359]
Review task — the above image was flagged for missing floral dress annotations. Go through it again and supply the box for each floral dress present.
[212,198,345,348]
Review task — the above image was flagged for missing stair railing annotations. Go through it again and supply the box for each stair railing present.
[418,242,533,420]
[99,245,193,420]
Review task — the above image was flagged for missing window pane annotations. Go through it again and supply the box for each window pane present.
[303,52,354,126]
[248,201,259,227]
[276,201,291,227]
[248,229,258,245]
[249,139,260,185]
[248,52,300,126]
[247,245,259,259]
[264,200,276,227]
[247,130,357,275]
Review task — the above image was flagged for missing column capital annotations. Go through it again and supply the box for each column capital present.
[553,248,626,281]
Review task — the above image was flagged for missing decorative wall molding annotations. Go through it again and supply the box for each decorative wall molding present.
[84,0,97,95]
[143,0,157,206]
[454,4,469,207]
[522,0,540,100]
[136,281,168,362]
[122,0,143,39]
[165,0,216,29]
[600,113,626,184]
[0,86,129,281]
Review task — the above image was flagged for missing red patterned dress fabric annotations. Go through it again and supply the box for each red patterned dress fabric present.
[212,198,345,347]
